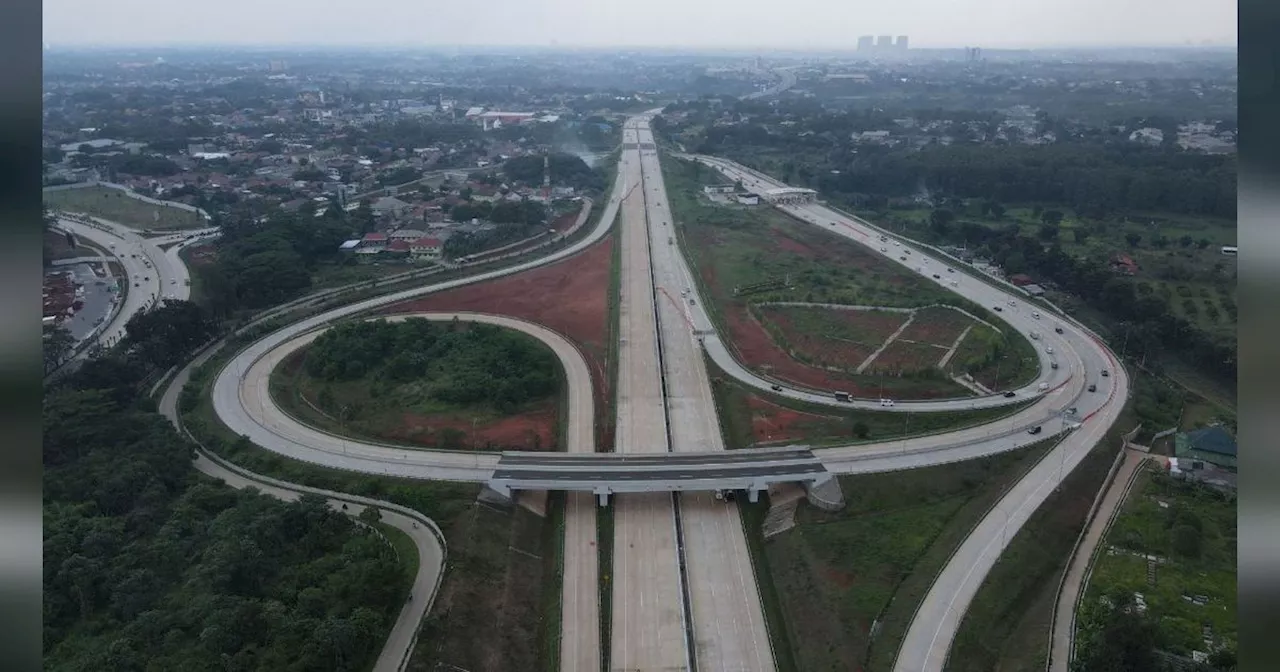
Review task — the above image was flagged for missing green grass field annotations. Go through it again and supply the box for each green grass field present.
[742,439,1055,672]
[45,186,209,230]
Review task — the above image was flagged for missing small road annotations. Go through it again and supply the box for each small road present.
[1048,450,1149,672]
[157,318,445,672]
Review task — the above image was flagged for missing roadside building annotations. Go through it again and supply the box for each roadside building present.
[410,237,444,261]
[1174,426,1237,471]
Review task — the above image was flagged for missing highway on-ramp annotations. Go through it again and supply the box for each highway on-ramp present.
[681,153,1131,671]
[199,121,1130,670]
[158,328,446,672]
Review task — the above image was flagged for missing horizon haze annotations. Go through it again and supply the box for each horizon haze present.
[43,0,1237,51]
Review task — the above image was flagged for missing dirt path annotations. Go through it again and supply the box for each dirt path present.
[937,325,973,369]
[856,312,917,374]
[1048,450,1150,671]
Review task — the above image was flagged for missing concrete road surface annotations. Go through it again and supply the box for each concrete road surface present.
[608,120,690,672]
[637,119,776,671]
[892,338,1129,671]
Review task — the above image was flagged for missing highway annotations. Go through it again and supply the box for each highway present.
[608,120,689,671]
[678,154,1131,671]
[198,118,1130,670]
[54,217,196,354]
[637,118,776,671]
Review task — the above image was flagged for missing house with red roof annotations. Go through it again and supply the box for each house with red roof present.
[410,237,443,261]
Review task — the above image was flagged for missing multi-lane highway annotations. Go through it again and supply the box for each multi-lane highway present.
[636,118,776,671]
[196,116,1129,671]
[608,121,690,671]
[682,153,1130,671]
[54,216,204,355]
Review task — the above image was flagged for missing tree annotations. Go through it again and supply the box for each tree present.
[852,421,870,439]
[123,300,216,368]
[1179,234,1194,248]
[358,507,382,525]
[1041,209,1065,225]
[929,208,955,236]
[1073,228,1092,244]
[1125,233,1142,248]
[1038,223,1060,241]
[44,325,76,374]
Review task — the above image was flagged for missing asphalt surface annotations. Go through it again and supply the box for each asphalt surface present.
[55,217,193,351]
[608,120,690,672]
[157,331,445,672]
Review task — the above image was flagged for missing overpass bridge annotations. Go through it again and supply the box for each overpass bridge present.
[487,446,836,505]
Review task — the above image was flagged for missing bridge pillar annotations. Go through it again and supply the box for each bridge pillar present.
[804,474,845,511]
[748,488,762,503]
[479,482,514,508]
[594,487,610,507]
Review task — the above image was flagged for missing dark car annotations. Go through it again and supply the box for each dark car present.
[899,256,907,261]
[994,306,1003,312]
[1101,370,1110,377]
[1088,383,1097,392]
[1028,426,1043,435]
[1054,327,1064,334]
[770,384,783,392]
[932,274,941,279]
[947,267,955,273]
[1003,391,1016,398]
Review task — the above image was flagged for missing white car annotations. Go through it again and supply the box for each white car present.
[1046,346,1055,354]
[1032,311,1041,319]
[880,247,887,252]
[1007,300,1016,307]
[879,398,895,407]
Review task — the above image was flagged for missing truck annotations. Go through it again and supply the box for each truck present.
[833,391,851,402]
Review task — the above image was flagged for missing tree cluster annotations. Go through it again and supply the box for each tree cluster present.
[44,357,405,672]
[304,318,559,412]
[196,210,357,317]
[503,153,604,191]
[927,219,1235,382]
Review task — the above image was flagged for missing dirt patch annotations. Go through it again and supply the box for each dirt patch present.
[387,402,557,451]
[896,306,974,347]
[868,340,949,374]
[746,394,847,445]
[385,235,613,447]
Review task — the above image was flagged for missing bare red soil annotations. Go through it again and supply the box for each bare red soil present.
[895,307,973,347]
[745,394,847,445]
[384,235,614,449]
[385,402,558,451]
[867,340,947,373]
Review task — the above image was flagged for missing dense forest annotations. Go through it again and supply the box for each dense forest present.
[43,352,407,671]
[706,138,1236,221]
[304,318,560,413]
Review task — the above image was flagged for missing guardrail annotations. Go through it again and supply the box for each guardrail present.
[890,431,1070,669]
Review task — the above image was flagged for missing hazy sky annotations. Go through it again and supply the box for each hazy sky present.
[43,0,1237,49]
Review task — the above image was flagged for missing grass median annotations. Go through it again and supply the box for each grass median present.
[946,400,1137,671]
[740,438,1056,672]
